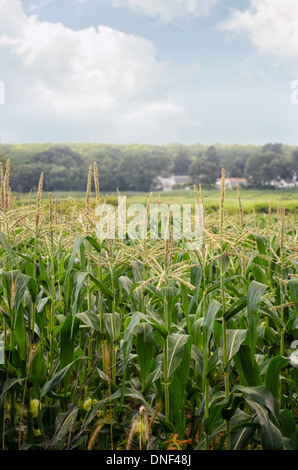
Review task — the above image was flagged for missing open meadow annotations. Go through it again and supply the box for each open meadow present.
[14,187,298,215]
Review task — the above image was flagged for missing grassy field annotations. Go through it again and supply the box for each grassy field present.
[125,188,298,214]
[1,167,297,450]
[14,187,298,214]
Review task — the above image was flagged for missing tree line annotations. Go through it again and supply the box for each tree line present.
[1,141,297,193]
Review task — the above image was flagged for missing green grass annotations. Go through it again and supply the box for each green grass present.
[13,187,298,214]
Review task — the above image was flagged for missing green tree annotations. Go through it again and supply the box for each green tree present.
[271,155,294,181]
[206,145,220,167]
[173,151,191,175]
[32,146,83,168]
[229,160,245,177]
[188,159,218,186]
[262,143,283,155]
[245,152,294,187]
[292,148,298,179]
[115,153,169,191]
[10,163,44,192]
[10,146,85,192]
[94,157,116,192]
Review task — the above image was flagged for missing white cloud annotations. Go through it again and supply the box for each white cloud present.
[223,0,298,64]
[110,0,220,21]
[0,0,201,143]
[26,0,220,21]
[121,101,200,142]
[27,0,54,12]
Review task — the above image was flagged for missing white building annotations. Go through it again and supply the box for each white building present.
[215,177,247,189]
[153,175,192,191]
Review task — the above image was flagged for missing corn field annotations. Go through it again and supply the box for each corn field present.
[0,162,297,451]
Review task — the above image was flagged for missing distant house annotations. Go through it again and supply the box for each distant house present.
[153,175,192,191]
[154,175,248,192]
[269,177,298,189]
[215,177,247,189]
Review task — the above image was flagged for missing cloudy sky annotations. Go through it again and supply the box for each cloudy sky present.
[0,0,298,145]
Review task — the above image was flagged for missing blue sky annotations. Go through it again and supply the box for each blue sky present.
[0,0,298,145]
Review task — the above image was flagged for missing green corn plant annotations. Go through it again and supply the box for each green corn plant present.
[0,166,297,450]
